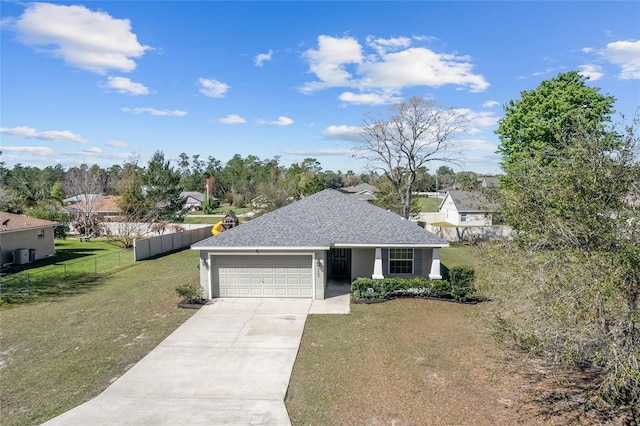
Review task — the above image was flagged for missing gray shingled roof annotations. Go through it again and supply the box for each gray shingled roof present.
[445,190,497,213]
[192,189,448,249]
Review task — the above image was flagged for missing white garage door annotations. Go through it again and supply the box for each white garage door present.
[213,255,313,298]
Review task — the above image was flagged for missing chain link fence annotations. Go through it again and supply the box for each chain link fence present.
[0,249,134,296]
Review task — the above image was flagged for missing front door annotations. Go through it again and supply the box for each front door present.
[329,248,350,278]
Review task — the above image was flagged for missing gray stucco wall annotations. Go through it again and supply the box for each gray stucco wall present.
[351,248,375,280]
[0,227,57,265]
[351,247,434,280]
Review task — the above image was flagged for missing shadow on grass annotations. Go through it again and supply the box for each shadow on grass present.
[0,274,110,307]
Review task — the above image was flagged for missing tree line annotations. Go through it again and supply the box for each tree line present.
[0,149,479,223]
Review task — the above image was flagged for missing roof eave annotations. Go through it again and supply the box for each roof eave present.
[332,242,449,248]
[191,245,330,251]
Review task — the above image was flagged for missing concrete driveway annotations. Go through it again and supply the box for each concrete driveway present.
[43,298,314,425]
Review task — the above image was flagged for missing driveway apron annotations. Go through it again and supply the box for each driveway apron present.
[43,298,312,425]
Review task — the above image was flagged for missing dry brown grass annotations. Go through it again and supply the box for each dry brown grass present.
[287,299,527,425]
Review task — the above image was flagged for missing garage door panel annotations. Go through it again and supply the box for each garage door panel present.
[214,255,312,298]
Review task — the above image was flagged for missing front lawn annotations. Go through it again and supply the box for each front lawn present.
[287,299,526,425]
[0,249,199,426]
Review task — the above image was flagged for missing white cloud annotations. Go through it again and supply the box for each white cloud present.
[199,78,229,98]
[600,39,640,79]
[455,138,497,151]
[217,114,246,124]
[104,76,149,95]
[255,49,273,66]
[300,35,363,93]
[105,140,127,148]
[582,47,594,53]
[339,92,391,105]
[10,3,149,74]
[578,64,604,81]
[269,116,294,126]
[300,34,489,100]
[322,125,365,142]
[2,145,55,156]
[360,48,489,92]
[366,36,412,55]
[0,126,87,144]
[453,109,499,134]
[482,100,500,108]
[121,107,186,116]
[84,147,102,154]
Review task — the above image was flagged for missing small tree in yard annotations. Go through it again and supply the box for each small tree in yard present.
[64,164,105,240]
[493,71,640,420]
[356,96,469,219]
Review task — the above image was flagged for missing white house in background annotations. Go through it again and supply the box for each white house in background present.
[0,212,60,266]
[439,190,498,226]
[191,189,449,300]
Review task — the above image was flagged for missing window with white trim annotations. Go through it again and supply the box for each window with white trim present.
[460,213,467,223]
[37,229,45,239]
[389,248,413,274]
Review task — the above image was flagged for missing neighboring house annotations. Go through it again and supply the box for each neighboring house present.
[338,183,380,201]
[477,176,499,188]
[181,192,205,210]
[0,212,60,266]
[439,190,498,226]
[64,195,121,218]
[191,189,449,300]
[63,193,101,205]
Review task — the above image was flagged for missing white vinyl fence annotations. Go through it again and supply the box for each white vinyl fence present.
[425,224,516,243]
[133,226,213,261]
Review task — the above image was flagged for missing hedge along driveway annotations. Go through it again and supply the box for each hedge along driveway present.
[0,249,200,426]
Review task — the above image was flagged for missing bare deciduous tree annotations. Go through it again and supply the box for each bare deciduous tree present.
[356,96,468,218]
[64,164,105,240]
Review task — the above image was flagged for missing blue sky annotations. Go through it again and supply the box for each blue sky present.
[1,1,639,175]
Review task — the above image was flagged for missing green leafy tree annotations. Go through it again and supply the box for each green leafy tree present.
[454,171,478,191]
[26,202,70,239]
[496,71,616,173]
[50,181,64,204]
[142,151,186,222]
[493,71,640,418]
[357,97,468,218]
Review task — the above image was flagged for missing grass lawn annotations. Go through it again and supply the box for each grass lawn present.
[416,195,442,212]
[0,249,199,426]
[286,299,526,425]
[0,239,134,303]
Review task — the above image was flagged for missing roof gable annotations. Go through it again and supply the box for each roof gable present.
[193,189,447,249]
[0,212,60,232]
[444,190,497,213]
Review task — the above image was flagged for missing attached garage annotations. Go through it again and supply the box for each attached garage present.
[211,255,313,298]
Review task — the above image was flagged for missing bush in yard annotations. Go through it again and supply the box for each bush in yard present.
[428,279,451,298]
[449,266,476,301]
[175,282,204,303]
[352,277,458,300]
